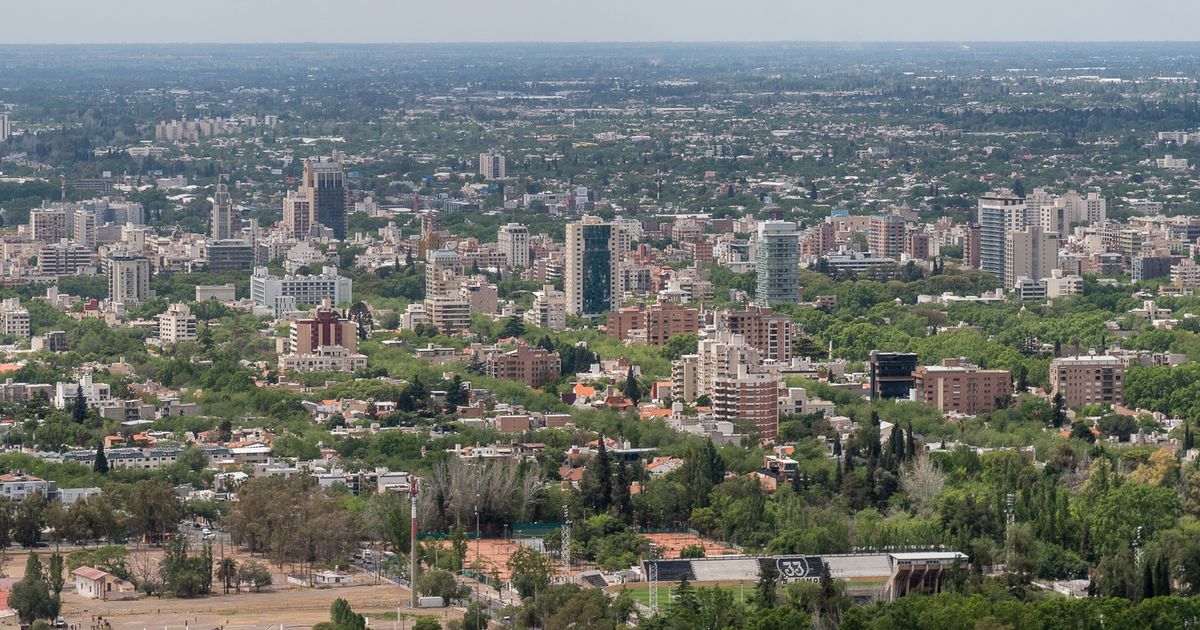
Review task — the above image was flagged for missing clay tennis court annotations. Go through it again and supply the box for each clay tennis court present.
[643,531,739,559]
[435,538,564,582]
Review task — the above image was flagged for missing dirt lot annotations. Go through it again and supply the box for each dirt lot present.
[55,583,456,630]
[0,549,462,630]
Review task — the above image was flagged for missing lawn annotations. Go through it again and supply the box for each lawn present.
[617,582,755,607]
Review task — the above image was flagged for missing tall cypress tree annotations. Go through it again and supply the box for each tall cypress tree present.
[93,441,108,474]
[622,367,642,406]
[72,386,87,423]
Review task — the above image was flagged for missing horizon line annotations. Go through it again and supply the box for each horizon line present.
[3,39,1200,46]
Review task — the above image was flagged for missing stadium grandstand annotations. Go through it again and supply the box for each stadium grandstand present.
[642,550,967,601]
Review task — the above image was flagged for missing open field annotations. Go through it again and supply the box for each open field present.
[613,582,755,607]
[0,549,460,630]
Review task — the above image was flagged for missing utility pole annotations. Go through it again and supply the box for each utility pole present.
[1005,492,1015,571]
[410,479,419,609]
[561,505,572,580]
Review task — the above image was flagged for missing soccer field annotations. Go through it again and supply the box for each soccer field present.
[617,582,755,606]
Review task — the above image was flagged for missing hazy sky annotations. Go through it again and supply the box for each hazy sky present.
[4,0,1198,43]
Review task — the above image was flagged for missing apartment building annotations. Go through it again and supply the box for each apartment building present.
[718,305,795,362]
[754,221,801,306]
[157,303,198,344]
[290,307,357,353]
[606,302,700,346]
[912,358,1011,415]
[485,344,561,388]
[1050,355,1125,408]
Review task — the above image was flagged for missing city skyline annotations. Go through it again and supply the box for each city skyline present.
[5,0,1200,44]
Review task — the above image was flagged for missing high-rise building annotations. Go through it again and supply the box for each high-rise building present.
[29,208,67,243]
[71,209,97,250]
[107,255,152,307]
[1004,227,1059,289]
[868,214,906,259]
[714,364,780,440]
[37,241,94,277]
[0,114,10,143]
[905,229,930,261]
[525,285,567,332]
[479,150,506,180]
[0,298,30,339]
[869,351,918,400]
[290,307,358,353]
[718,305,794,362]
[301,160,347,240]
[497,223,530,269]
[680,330,779,439]
[426,249,462,298]
[978,192,1028,279]
[282,190,311,238]
[962,224,982,269]
[424,295,472,333]
[754,221,801,306]
[565,216,627,316]
[1050,355,1125,408]
[158,303,198,344]
[211,175,234,240]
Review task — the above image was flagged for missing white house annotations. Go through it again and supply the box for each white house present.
[72,566,137,600]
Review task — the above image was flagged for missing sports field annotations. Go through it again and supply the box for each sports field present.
[615,582,755,606]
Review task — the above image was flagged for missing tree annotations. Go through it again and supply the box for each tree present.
[238,561,272,592]
[417,569,467,604]
[622,366,642,406]
[9,553,53,623]
[501,314,525,339]
[611,459,633,521]
[754,560,779,607]
[328,597,366,630]
[93,440,108,474]
[347,301,374,340]
[580,435,613,513]
[47,554,63,597]
[1013,179,1026,198]
[413,617,441,630]
[508,545,553,598]
[72,385,87,422]
[1052,393,1067,428]
[462,601,490,630]
[13,492,47,548]
[129,480,182,544]
[216,556,239,594]
[161,536,212,597]
[444,374,468,409]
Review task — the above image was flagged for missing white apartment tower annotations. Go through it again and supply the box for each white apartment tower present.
[1004,227,1059,289]
[497,223,530,269]
[479,150,506,180]
[108,255,152,307]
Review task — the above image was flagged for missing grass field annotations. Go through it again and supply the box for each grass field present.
[616,582,755,606]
